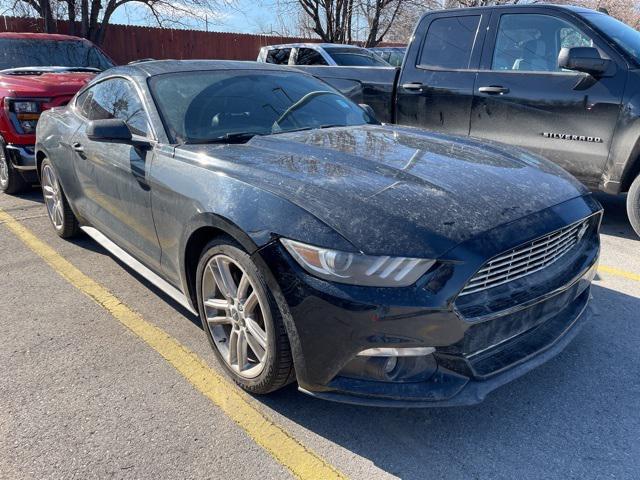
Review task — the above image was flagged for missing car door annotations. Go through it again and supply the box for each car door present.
[470,8,625,186]
[396,11,489,135]
[70,77,162,270]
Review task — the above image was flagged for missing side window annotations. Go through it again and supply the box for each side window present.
[418,16,481,69]
[83,78,150,136]
[492,14,595,72]
[266,48,292,65]
[296,48,328,66]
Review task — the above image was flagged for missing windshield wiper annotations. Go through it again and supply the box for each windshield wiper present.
[273,124,346,135]
[185,132,264,145]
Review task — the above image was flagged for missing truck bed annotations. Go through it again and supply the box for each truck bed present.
[292,66,399,123]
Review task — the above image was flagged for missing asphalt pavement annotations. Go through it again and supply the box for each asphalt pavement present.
[0,189,638,480]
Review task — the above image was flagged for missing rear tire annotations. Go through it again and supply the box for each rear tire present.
[41,159,79,239]
[196,238,294,394]
[0,140,28,194]
[628,175,640,238]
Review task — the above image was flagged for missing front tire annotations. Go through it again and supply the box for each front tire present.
[0,140,27,194]
[196,238,294,394]
[627,174,640,238]
[41,159,79,238]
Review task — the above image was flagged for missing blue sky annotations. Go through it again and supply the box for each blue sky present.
[110,1,293,35]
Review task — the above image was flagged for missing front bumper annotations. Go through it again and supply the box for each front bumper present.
[257,195,602,406]
[6,145,36,171]
[301,288,593,408]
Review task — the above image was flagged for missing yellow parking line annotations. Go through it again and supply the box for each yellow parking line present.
[0,209,347,480]
[598,265,640,283]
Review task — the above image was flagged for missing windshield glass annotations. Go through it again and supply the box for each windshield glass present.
[0,39,113,71]
[584,13,640,63]
[324,47,391,67]
[149,70,378,144]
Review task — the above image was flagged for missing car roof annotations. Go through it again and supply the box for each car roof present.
[262,43,371,50]
[0,32,90,42]
[102,59,303,78]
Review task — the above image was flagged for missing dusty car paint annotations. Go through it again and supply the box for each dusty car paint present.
[36,61,602,406]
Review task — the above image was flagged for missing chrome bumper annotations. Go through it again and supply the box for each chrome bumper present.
[6,145,36,171]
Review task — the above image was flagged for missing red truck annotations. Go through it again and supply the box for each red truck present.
[0,32,113,193]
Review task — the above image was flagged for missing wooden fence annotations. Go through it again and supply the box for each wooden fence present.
[0,16,323,64]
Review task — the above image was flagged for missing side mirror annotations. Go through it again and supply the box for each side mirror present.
[558,47,610,76]
[359,103,378,122]
[87,119,150,148]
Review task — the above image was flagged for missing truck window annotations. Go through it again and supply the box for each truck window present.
[418,16,480,70]
[266,48,292,65]
[492,14,594,72]
[296,48,328,66]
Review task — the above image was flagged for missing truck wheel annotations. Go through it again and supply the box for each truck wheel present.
[628,175,640,238]
[0,140,27,194]
[41,158,79,238]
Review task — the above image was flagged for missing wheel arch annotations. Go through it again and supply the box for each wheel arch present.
[180,212,261,309]
[621,154,640,192]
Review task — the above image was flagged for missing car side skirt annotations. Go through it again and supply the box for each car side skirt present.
[81,226,197,315]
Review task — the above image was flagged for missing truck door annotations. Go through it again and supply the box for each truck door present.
[396,11,489,135]
[470,8,625,187]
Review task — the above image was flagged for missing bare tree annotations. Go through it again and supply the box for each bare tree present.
[563,0,640,28]
[0,0,229,44]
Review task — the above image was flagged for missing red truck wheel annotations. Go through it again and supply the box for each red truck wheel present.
[0,139,27,195]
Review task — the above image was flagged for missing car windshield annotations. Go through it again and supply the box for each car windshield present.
[149,70,378,144]
[0,39,113,71]
[584,13,640,64]
[324,47,391,67]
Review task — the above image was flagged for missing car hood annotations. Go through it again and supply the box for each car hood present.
[0,71,94,97]
[179,125,588,258]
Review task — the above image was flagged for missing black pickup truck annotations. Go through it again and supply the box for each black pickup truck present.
[294,5,640,236]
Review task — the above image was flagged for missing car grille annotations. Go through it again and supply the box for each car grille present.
[459,218,590,296]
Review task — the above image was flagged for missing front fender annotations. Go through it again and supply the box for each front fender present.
[149,148,353,299]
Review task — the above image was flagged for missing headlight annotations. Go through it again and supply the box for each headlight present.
[12,101,40,113]
[281,238,435,287]
[5,99,43,134]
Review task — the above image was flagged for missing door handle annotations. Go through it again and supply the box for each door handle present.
[478,86,510,95]
[401,82,424,91]
[71,142,84,153]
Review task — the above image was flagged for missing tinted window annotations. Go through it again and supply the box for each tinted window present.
[325,47,390,66]
[149,70,376,143]
[266,48,291,65]
[419,16,480,69]
[82,78,149,136]
[0,39,113,71]
[296,48,328,65]
[492,14,594,72]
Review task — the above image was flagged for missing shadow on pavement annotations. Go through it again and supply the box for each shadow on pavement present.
[594,192,637,240]
[257,283,639,479]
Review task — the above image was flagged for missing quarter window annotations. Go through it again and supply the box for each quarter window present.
[492,14,595,72]
[81,78,150,136]
[419,16,481,69]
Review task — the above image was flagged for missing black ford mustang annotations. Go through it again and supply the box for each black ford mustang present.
[35,60,601,406]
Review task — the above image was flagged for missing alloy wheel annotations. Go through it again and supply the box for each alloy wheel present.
[42,164,64,230]
[201,254,269,378]
[0,151,8,188]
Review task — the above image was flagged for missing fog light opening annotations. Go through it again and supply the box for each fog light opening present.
[383,356,398,374]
